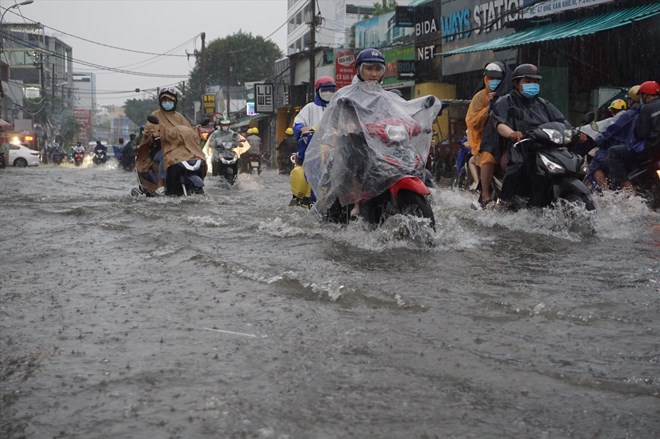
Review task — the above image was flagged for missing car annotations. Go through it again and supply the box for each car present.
[6,143,40,167]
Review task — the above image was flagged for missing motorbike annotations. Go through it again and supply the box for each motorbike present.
[626,151,660,209]
[113,144,135,171]
[92,148,108,165]
[303,87,444,229]
[211,140,239,185]
[502,107,596,211]
[289,130,315,208]
[131,115,208,197]
[246,153,262,175]
[73,149,85,167]
[51,148,66,165]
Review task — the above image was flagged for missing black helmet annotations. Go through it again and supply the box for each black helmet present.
[512,63,542,81]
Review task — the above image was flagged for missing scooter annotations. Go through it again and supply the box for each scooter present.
[113,144,135,171]
[131,115,208,197]
[305,95,444,229]
[92,149,108,165]
[211,140,239,185]
[289,130,314,208]
[73,149,85,167]
[51,148,66,165]
[502,107,596,211]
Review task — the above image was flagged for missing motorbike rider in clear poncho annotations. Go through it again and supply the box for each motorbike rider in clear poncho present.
[303,48,443,222]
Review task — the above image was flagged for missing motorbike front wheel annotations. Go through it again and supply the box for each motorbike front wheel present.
[561,192,596,211]
[397,190,436,230]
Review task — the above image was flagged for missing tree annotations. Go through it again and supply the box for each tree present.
[124,97,157,127]
[187,31,283,108]
[372,0,398,16]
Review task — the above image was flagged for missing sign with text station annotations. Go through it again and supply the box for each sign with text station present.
[254,83,274,113]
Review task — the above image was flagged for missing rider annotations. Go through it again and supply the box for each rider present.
[245,127,262,171]
[465,61,510,207]
[277,127,297,173]
[293,76,336,140]
[94,140,107,154]
[142,87,206,194]
[491,63,570,207]
[607,80,660,195]
[207,118,239,150]
[585,88,641,192]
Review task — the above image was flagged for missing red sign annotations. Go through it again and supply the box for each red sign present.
[335,49,358,89]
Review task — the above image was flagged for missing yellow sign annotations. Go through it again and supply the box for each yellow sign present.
[203,94,215,114]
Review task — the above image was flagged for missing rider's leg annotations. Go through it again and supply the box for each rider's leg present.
[468,155,480,191]
[478,151,498,204]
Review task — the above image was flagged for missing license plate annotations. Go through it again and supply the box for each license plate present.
[251,161,259,167]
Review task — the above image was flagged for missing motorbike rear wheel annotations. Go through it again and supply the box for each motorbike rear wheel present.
[397,190,435,230]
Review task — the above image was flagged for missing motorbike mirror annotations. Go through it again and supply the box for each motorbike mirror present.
[147,115,160,125]
[507,107,524,120]
[581,111,595,125]
[424,96,436,108]
[200,118,211,127]
[589,121,599,132]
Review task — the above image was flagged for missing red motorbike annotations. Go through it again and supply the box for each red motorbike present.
[305,91,443,229]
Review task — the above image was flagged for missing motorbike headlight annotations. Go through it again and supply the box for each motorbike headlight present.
[539,153,565,174]
[541,128,565,145]
[385,125,408,144]
[563,129,574,144]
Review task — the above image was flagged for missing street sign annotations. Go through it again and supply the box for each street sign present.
[254,84,274,113]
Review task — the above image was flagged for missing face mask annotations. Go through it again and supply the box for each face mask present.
[488,79,501,91]
[161,100,175,111]
[319,90,335,102]
[521,83,540,98]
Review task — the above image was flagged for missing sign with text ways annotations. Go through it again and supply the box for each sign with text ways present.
[254,83,274,113]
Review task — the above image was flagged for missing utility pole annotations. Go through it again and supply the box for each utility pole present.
[309,0,317,102]
[200,32,206,118]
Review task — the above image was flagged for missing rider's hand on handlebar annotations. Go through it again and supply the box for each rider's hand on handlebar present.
[509,131,524,142]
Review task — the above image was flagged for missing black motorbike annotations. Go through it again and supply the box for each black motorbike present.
[51,148,66,165]
[502,108,596,211]
[92,148,108,165]
[626,150,660,209]
[211,140,239,185]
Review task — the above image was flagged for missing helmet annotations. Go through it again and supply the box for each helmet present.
[356,48,385,67]
[158,86,177,101]
[483,62,504,79]
[608,99,627,112]
[355,48,386,81]
[512,63,542,81]
[628,85,641,103]
[639,80,660,96]
[246,128,253,135]
[251,127,259,135]
[219,118,230,125]
[314,76,336,91]
[285,127,294,135]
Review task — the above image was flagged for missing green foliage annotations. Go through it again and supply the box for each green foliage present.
[188,31,283,101]
[56,109,81,147]
[124,97,157,127]
[372,0,398,16]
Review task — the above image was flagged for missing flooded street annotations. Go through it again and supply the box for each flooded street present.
[1,161,659,438]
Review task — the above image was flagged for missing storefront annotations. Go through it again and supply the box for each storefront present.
[440,1,660,122]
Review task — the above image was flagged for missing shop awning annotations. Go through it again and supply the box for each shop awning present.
[230,113,269,130]
[441,4,660,56]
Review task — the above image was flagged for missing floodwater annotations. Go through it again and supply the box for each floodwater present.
[1,159,658,438]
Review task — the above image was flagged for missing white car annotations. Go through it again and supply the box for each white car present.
[7,143,40,167]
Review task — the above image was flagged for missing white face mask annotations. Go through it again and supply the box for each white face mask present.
[319,90,335,102]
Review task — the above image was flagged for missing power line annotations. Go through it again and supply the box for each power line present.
[3,7,198,58]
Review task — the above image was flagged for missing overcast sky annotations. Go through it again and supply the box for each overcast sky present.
[6,0,288,106]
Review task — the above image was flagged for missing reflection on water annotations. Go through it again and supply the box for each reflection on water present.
[1,164,659,438]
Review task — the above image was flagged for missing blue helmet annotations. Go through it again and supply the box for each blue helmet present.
[355,48,385,81]
[356,48,385,67]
